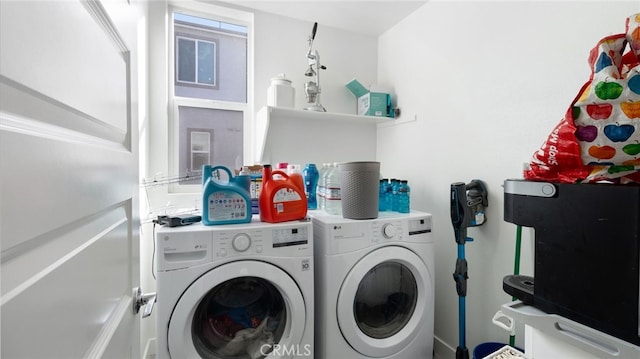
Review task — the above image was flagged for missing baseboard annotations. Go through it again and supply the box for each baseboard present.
[434,335,456,359]
[143,337,156,359]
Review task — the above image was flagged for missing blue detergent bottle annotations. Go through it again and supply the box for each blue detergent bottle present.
[202,165,252,225]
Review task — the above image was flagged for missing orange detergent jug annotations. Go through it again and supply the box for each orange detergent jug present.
[259,164,308,223]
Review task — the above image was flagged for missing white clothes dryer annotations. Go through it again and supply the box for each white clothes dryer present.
[155,218,314,359]
[311,211,434,359]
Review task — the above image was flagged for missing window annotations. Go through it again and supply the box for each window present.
[173,11,247,102]
[169,6,252,191]
[189,129,212,171]
[177,106,243,184]
[176,36,217,87]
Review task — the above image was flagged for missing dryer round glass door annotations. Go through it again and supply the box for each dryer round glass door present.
[354,262,417,339]
[168,260,307,359]
[337,246,432,357]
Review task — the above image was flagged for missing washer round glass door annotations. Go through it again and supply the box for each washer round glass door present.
[168,260,306,359]
[337,246,432,357]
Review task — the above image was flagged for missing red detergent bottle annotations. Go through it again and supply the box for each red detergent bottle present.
[259,164,308,223]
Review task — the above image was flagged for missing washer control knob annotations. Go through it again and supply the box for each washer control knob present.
[382,224,396,239]
[232,234,251,252]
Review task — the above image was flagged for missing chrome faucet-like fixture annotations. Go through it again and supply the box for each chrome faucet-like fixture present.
[304,22,326,112]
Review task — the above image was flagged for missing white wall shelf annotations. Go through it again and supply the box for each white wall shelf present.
[255,106,393,166]
[263,106,394,125]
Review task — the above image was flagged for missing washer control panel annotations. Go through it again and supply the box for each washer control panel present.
[273,226,309,248]
[155,230,213,271]
[156,218,313,270]
[232,233,251,252]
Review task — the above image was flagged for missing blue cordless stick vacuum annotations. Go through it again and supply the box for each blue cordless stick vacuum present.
[451,180,488,359]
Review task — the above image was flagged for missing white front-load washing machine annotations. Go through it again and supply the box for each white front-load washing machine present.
[155,218,313,359]
[311,211,434,359]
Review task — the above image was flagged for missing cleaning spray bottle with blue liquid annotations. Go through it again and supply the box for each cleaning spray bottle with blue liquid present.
[202,165,252,225]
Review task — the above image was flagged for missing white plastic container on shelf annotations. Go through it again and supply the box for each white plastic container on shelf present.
[267,74,295,108]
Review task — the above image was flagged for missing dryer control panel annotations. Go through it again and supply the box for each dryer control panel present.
[310,211,433,255]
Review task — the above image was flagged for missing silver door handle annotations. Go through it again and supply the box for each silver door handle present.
[133,287,156,318]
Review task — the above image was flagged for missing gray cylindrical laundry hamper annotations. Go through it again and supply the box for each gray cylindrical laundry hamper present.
[338,161,380,219]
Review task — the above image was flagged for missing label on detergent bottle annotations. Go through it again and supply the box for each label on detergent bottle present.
[208,190,249,221]
[272,188,303,213]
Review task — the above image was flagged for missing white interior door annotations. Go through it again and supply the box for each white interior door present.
[0,0,144,357]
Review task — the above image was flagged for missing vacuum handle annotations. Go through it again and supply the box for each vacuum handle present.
[450,182,467,227]
[311,22,317,40]
[451,182,468,244]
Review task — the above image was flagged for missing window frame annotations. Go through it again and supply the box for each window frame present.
[167,3,254,194]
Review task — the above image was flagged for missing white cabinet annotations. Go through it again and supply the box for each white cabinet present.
[524,325,602,359]
[501,301,640,359]
[255,106,393,166]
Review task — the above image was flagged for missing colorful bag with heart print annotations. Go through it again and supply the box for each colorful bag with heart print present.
[525,14,640,184]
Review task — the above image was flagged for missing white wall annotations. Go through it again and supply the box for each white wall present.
[253,11,378,114]
[377,1,638,357]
